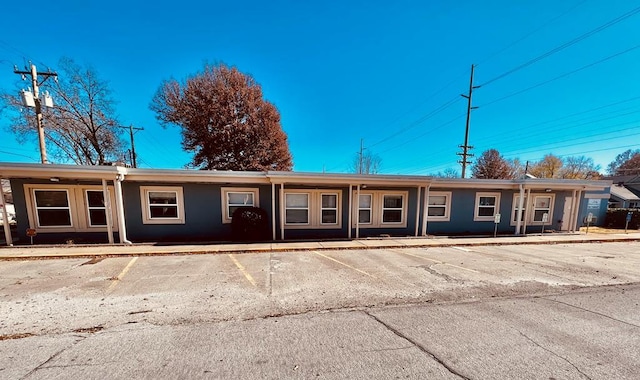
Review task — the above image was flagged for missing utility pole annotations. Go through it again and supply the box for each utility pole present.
[359,139,364,174]
[118,125,144,168]
[14,64,57,164]
[457,64,480,178]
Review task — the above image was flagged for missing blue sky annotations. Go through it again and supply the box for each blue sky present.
[1,0,639,175]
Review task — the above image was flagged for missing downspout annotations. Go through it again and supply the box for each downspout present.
[356,184,360,239]
[102,179,114,244]
[573,189,583,232]
[414,186,421,236]
[271,182,276,241]
[421,184,431,236]
[347,184,353,239]
[523,187,531,235]
[515,184,525,235]
[0,177,12,246]
[114,173,132,244]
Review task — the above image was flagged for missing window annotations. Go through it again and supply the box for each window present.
[86,190,107,227]
[321,194,338,225]
[533,196,552,223]
[140,186,185,224]
[382,195,404,223]
[352,191,408,228]
[285,193,309,225]
[221,188,259,223]
[25,185,117,232]
[511,195,527,223]
[427,192,451,221]
[283,190,342,228]
[358,194,372,224]
[474,192,501,221]
[34,189,72,227]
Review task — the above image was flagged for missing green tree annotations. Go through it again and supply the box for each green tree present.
[151,63,293,171]
[471,149,514,179]
[1,57,125,165]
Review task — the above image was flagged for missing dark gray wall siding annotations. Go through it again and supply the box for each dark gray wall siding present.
[123,182,272,242]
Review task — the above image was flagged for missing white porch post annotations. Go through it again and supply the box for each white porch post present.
[421,184,430,236]
[515,184,525,235]
[279,183,285,241]
[414,186,421,236]
[271,182,276,241]
[347,184,353,239]
[523,188,531,235]
[102,179,114,244]
[0,178,12,246]
[356,185,360,239]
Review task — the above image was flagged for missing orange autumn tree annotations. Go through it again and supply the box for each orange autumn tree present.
[151,63,293,171]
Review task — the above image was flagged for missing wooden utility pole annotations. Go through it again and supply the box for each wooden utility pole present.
[359,139,364,174]
[457,64,480,178]
[118,125,144,168]
[14,64,57,164]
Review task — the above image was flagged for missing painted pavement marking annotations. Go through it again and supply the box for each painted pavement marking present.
[312,251,377,279]
[391,248,479,273]
[107,256,139,293]
[228,254,257,287]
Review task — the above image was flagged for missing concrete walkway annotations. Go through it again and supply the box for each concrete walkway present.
[1,231,640,259]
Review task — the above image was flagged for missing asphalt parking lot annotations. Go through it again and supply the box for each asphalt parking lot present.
[1,241,639,337]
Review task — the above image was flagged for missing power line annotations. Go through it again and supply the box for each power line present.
[480,5,640,87]
[477,0,589,66]
[480,44,640,108]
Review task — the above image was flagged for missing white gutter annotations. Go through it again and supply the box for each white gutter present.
[114,173,132,244]
[515,184,525,235]
[0,177,12,246]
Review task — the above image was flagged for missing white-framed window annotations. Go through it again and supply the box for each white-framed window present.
[24,184,117,232]
[285,193,310,225]
[474,192,501,221]
[283,189,342,228]
[382,194,404,224]
[509,193,555,225]
[221,188,259,224]
[511,195,527,224]
[358,194,372,224]
[33,189,72,228]
[533,195,553,223]
[353,191,408,228]
[427,192,451,221]
[140,186,185,224]
[321,193,338,225]
[85,190,107,227]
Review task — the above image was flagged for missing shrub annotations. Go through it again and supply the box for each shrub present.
[231,207,269,241]
[604,209,639,229]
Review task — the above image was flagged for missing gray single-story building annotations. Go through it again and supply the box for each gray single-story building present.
[0,162,611,245]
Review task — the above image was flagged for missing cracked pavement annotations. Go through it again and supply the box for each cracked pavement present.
[1,242,640,378]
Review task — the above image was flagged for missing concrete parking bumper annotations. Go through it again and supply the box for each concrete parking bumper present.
[1,231,640,259]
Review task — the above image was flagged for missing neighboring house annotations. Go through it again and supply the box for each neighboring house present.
[0,162,611,246]
[604,175,640,209]
[0,179,15,226]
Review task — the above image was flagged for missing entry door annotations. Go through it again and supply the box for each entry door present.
[561,197,573,231]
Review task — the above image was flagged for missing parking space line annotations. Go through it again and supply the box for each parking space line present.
[228,254,257,287]
[312,251,377,279]
[391,249,479,273]
[107,256,138,293]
